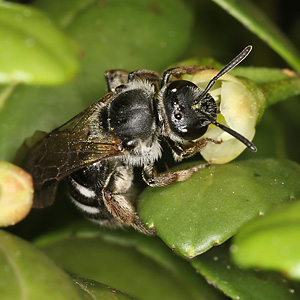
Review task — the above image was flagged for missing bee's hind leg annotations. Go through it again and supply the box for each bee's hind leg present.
[102,164,155,235]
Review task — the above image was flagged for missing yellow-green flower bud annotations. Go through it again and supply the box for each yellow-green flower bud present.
[0,161,33,226]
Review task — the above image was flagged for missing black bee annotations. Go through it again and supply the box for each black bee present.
[22,46,256,234]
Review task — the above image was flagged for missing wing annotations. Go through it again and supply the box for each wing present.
[22,93,125,208]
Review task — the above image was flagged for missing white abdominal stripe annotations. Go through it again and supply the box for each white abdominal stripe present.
[70,196,100,215]
[68,177,111,221]
[70,177,97,199]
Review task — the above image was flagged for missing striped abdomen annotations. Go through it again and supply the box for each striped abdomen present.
[66,161,119,227]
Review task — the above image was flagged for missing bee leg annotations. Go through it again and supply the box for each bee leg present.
[104,70,130,92]
[142,162,211,187]
[161,66,210,86]
[178,138,222,159]
[143,137,219,187]
[102,165,155,235]
[128,69,162,90]
[165,136,222,160]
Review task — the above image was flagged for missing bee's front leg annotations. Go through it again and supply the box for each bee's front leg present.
[179,138,222,159]
[165,136,222,160]
[104,69,130,92]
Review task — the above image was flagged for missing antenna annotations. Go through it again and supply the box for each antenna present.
[191,45,256,151]
[193,45,252,107]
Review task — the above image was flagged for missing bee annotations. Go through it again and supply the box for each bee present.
[22,46,256,234]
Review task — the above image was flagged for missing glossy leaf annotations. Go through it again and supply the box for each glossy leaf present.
[0,84,83,162]
[37,222,226,300]
[0,230,83,300]
[33,0,194,100]
[0,2,79,85]
[192,243,300,300]
[138,159,300,257]
[72,276,134,300]
[231,200,300,280]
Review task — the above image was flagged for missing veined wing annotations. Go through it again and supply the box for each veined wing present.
[22,93,125,208]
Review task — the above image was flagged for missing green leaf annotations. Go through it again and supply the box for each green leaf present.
[0,2,79,85]
[192,243,300,300]
[0,84,83,162]
[33,0,194,100]
[138,159,300,257]
[72,276,134,300]
[0,230,83,300]
[211,0,300,71]
[37,222,226,300]
[231,200,300,280]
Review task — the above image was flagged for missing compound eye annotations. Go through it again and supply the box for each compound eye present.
[163,80,212,140]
